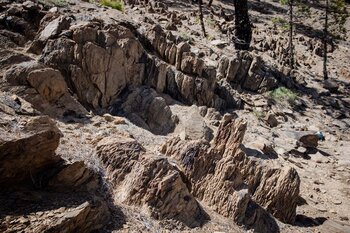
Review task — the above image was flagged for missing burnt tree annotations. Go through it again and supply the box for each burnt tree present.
[199,0,207,37]
[233,0,252,50]
[323,0,329,79]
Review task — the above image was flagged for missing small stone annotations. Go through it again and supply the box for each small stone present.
[103,113,115,122]
[323,79,338,93]
[113,117,126,125]
[317,207,327,212]
[223,113,233,122]
[210,39,228,48]
[332,199,342,205]
[265,112,278,128]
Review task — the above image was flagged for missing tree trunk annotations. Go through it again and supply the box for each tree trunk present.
[288,0,294,69]
[323,0,329,80]
[199,0,207,37]
[233,0,252,50]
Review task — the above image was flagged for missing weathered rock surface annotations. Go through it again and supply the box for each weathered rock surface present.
[40,22,146,109]
[1,1,348,233]
[0,114,62,186]
[3,61,88,118]
[96,135,206,227]
[26,68,68,102]
[217,52,279,93]
[161,118,300,225]
[0,91,110,233]
[120,87,178,135]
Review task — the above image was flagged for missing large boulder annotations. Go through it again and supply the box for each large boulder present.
[26,68,68,102]
[120,87,178,135]
[0,115,62,186]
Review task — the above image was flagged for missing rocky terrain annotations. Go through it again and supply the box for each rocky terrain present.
[0,0,349,232]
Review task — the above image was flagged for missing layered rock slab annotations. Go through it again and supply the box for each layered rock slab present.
[95,135,207,227]
[0,115,62,186]
[161,118,300,225]
[0,91,110,233]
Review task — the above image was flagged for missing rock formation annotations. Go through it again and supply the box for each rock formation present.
[160,118,300,225]
[95,135,206,227]
[0,91,110,232]
[1,0,348,232]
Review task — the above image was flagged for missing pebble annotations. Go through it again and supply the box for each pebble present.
[332,199,342,205]
[317,207,327,212]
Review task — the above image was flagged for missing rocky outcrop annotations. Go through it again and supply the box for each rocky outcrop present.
[40,21,146,109]
[217,52,278,93]
[160,118,300,225]
[3,61,88,117]
[34,18,217,111]
[0,198,109,233]
[0,115,62,186]
[95,135,206,227]
[120,87,178,135]
[1,1,281,117]
[0,91,110,233]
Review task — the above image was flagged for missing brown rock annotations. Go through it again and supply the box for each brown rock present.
[265,112,278,128]
[40,23,145,108]
[180,52,196,74]
[0,115,62,186]
[121,87,177,135]
[253,167,300,223]
[296,132,319,148]
[48,161,96,191]
[27,68,67,102]
[226,56,241,81]
[95,135,205,227]
[175,42,191,70]
[4,61,45,86]
[28,15,72,54]
[161,118,300,224]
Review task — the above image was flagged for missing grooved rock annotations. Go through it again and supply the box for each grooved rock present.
[40,22,146,109]
[160,120,251,224]
[0,90,110,233]
[96,135,206,227]
[253,167,300,223]
[161,118,300,225]
[48,161,98,192]
[0,115,62,186]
